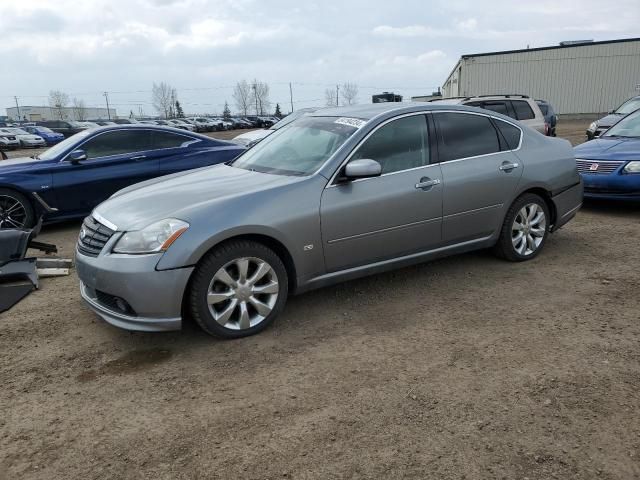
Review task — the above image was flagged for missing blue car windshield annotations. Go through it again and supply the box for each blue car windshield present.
[603,109,640,138]
[38,130,93,161]
[616,98,640,115]
[231,116,360,176]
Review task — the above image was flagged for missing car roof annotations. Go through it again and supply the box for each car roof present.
[81,124,238,144]
[309,102,495,120]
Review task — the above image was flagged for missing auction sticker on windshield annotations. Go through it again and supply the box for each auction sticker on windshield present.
[334,117,366,129]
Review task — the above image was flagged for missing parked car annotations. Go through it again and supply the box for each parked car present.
[35,120,88,138]
[0,133,20,150]
[233,118,254,129]
[89,120,117,126]
[536,99,558,136]
[430,95,548,135]
[167,119,196,131]
[233,108,319,147]
[76,103,582,338]
[0,128,46,148]
[586,95,640,140]
[574,107,640,200]
[112,118,139,125]
[190,117,217,132]
[23,126,65,145]
[0,125,245,229]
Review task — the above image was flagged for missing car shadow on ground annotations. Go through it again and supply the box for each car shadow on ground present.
[581,198,640,218]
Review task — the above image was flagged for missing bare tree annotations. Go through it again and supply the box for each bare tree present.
[72,98,87,121]
[49,90,70,120]
[252,79,271,115]
[325,88,337,107]
[341,82,359,105]
[152,82,176,118]
[233,80,252,116]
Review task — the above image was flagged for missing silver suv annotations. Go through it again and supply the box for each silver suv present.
[430,95,548,135]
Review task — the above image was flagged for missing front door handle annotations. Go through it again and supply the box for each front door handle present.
[130,155,146,161]
[499,162,519,171]
[415,178,441,190]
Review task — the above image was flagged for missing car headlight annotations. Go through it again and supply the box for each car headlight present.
[624,161,640,173]
[588,122,597,132]
[113,218,189,254]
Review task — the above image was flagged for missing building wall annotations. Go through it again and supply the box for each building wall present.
[5,106,116,121]
[442,40,640,114]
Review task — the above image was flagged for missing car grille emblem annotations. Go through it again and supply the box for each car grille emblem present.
[589,163,599,171]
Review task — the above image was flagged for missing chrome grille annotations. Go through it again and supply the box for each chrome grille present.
[77,216,114,257]
[576,159,624,175]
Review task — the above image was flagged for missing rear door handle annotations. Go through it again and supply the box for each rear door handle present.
[499,162,519,171]
[415,178,441,189]
[130,155,146,161]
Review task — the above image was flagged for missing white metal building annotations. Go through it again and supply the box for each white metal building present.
[442,38,640,114]
[5,105,116,122]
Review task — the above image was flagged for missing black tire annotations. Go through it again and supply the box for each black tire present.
[0,188,35,229]
[189,240,289,339]
[493,193,550,262]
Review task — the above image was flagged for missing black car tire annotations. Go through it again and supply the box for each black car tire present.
[0,188,35,229]
[493,193,550,262]
[189,240,289,339]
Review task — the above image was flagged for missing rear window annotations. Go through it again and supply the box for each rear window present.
[434,112,500,162]
[495,120,522,150]
[511,101,535,120]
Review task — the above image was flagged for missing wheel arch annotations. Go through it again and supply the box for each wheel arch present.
[513,186,557,227]
[0,184,40,217]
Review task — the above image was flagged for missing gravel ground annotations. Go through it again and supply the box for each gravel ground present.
[2,121,640,479]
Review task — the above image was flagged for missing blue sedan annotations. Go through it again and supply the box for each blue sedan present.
[0,125,245,228]
[574,109,640,200]
[23,125,65,146]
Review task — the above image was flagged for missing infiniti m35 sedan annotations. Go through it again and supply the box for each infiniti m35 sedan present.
[76,103,583,338]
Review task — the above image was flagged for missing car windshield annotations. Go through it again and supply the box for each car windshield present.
[35,126,54,134]
[270,109,317,131]
[616,98,640,115]
[37,130,93,160]
[231,116,360,176]
[602,109,640,138]
[3,128,28,135]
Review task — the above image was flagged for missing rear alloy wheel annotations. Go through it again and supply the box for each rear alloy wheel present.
[0,189,35,229]
[190,241,288,338]
[494,193,549,262]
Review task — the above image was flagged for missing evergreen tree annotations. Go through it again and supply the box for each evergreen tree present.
[223,101,231,121]
[175,100,185,118]
[274,103,282,118]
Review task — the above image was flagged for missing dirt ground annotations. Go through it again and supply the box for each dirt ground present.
[2,121,640,479]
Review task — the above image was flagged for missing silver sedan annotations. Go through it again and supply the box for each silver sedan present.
[76,103,583,338]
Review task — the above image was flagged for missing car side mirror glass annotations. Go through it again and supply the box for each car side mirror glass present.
[344,159,382,180]
[68,149,87,163]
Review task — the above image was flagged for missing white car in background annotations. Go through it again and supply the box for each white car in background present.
[0,133,20,150]
[167,119,196,131]
[232,108,320,147]
[0,127,46,148]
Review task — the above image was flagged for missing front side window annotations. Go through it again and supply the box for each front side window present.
[231,116,359,176]
[511,101,535,120]
[81,130,152,159]
[435,112,500,162]
[350,115,429,174]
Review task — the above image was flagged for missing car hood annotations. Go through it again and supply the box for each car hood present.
[94,164,302,231]
[0,156,42,172]
[595,113,623,128]
[574,137,640,161]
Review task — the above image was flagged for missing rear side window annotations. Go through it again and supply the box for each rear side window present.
[152,131,200,149]
[511,101,535,120]
[495,120,522,150]
[434,113,500,162]
[82,130,153,159]
[481,101,510,116]
[537,103,549,116]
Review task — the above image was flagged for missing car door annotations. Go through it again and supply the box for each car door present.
[51,129,159,215]
[320,114,443,272]
[433,111,523,245]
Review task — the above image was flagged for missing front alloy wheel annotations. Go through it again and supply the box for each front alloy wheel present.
[190,240,288,338]
[0,189,35,229]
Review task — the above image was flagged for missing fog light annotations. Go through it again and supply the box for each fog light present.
[115,297,129,313]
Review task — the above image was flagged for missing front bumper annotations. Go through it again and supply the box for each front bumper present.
[582,173,640,200]
[76,249,193,332]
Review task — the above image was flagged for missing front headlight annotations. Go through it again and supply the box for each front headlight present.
[624,161,640,173]
[113,218,189,254]
[588,122,597,132]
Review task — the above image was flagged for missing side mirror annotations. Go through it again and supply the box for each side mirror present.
[343,159,382,180]
[68,149,87,163]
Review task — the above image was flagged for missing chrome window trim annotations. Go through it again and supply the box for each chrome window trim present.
[59,128,199,163]
[325,109,523,188]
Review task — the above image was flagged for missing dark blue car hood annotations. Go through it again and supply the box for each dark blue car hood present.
[573,137,640,161]
[0,156,44,174]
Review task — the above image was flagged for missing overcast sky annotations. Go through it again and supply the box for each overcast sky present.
[1,0,639,117]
